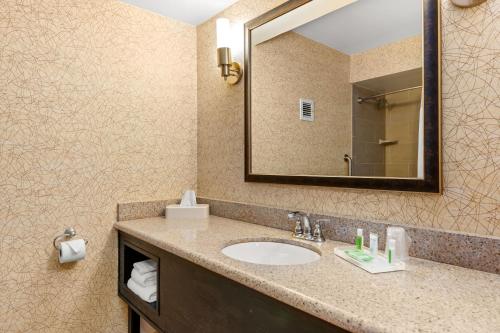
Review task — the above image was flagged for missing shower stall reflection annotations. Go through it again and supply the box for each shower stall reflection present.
[351,69,424,178]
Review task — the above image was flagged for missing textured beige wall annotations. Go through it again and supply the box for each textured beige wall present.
[251,32,351,175]
[0,1,197,332]
[197,0,499,236]
[350,36,422,83]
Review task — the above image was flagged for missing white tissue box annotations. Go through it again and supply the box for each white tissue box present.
[165,204,209,220]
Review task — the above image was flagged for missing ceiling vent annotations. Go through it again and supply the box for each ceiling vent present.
[299,98,314,121]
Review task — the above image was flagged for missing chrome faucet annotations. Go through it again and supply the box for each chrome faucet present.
[301,214,313,240]
[288,211,324,242]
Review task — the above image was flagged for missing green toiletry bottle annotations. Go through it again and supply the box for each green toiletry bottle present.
[387,238,396,264]
[355,228,364,250]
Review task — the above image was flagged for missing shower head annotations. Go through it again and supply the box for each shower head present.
[376,98,388,109]
[357,96,388,109]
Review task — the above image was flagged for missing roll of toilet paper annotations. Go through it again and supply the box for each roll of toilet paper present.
[59,239,86,263]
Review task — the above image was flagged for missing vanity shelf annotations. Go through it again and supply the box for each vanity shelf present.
[118,235,162,332]
[118,231,349,333]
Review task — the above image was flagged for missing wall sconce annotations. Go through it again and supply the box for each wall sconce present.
[216,18,242,85]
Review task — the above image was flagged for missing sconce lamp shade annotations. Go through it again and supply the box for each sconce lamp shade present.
[215,17,242,85]
[216,18,231,48]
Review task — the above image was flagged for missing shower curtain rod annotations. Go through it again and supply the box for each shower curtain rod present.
[357,85,422,103]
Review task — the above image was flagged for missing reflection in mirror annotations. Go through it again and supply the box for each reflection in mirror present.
[250,0,424,178]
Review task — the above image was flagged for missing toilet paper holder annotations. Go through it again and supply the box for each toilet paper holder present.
[53,227,88,250]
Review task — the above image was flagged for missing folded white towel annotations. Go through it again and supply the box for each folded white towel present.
[133,259,157,275]
[131,268,157,288]
[127,278,157,303]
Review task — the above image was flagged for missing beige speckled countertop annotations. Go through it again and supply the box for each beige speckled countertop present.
[114,216,500,333]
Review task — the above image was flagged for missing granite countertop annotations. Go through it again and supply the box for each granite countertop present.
[114,216,500,333]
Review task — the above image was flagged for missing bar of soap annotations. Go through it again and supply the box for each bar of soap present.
[344,249,374,263]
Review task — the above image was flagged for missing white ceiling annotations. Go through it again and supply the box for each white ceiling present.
[294,0,422,55]
[119,0,239,25]
[252,0,356,46]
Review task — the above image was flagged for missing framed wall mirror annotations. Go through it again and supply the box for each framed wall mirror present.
[244,0,441,192]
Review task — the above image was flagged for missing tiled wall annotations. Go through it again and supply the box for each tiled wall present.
[351,85,386,176]
[197,0,499,237]
[251,31,351,175]
[0,1,197,332]
[385,89,422,177]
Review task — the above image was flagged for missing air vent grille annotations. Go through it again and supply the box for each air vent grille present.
[299,98,314,121]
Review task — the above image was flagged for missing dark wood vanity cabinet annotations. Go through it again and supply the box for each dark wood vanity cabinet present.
[118,231,349,333]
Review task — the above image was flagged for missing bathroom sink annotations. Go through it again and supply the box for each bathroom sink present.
[221,241,320,265]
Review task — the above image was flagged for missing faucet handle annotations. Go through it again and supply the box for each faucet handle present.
[293,220,303,237]
[313,222,326,243]
[289,212,303,237]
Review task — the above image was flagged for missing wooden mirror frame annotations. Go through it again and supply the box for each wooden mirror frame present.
[244,0,441,193]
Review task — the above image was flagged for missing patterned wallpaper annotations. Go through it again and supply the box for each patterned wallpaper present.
[0,1,197,332]
[197,0,499,237]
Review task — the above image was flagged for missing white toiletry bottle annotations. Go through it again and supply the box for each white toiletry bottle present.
[369,233,378,256]
[387,239,396,264]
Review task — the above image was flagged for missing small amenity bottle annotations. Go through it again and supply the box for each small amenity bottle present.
[387,239,396,264]
[369,233,378,256]
[355,228,364,250]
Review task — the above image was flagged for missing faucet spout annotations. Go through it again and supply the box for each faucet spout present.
[301,214,314,240]
[288,211,313,240]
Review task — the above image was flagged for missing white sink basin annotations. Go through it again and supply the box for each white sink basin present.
[222,241,320,265]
